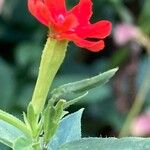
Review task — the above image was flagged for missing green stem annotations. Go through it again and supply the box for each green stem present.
[119,68,150,137]
[110,0,133,23]
[0,109,31,137]
[31,38,68,114]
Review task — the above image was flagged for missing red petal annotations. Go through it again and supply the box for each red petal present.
[60,33,105,52]
[75,39,105,52]
[69,0,92,26]
[62,14,79,31]
[76,21,112,39]
[28,0,53,26]
[45,0,66,19]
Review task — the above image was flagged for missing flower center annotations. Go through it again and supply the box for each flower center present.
[57,14,65,23]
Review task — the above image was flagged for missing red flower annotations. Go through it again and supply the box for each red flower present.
[28,0,112,52]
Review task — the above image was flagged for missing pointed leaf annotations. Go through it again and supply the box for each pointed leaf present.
[58,137,150,150]
[48,109,84,150]
[51,68,118,100]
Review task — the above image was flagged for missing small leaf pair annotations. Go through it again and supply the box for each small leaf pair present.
[43,100,66,145]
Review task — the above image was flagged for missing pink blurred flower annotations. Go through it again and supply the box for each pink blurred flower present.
[131,114,150,136]
[113,23,138,46]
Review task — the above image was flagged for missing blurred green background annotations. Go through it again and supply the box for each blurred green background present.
[0,0,150,148]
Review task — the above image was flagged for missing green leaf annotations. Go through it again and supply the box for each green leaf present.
[0,109,31,140]
[26,103,41,138]
[51,68,118,100]
[13,137,32,150]
[58,137,150,150]
[44,100,66,144]
[48,109,84,150]
[0,120,24,148]
[53,76,112,104]
[27,103,37,130]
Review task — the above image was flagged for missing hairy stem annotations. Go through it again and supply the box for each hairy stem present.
[31,38,68,114]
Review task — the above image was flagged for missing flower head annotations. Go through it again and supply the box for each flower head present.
[113,23,138,46]
[28,0,112,52]
[131,114,150,136]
